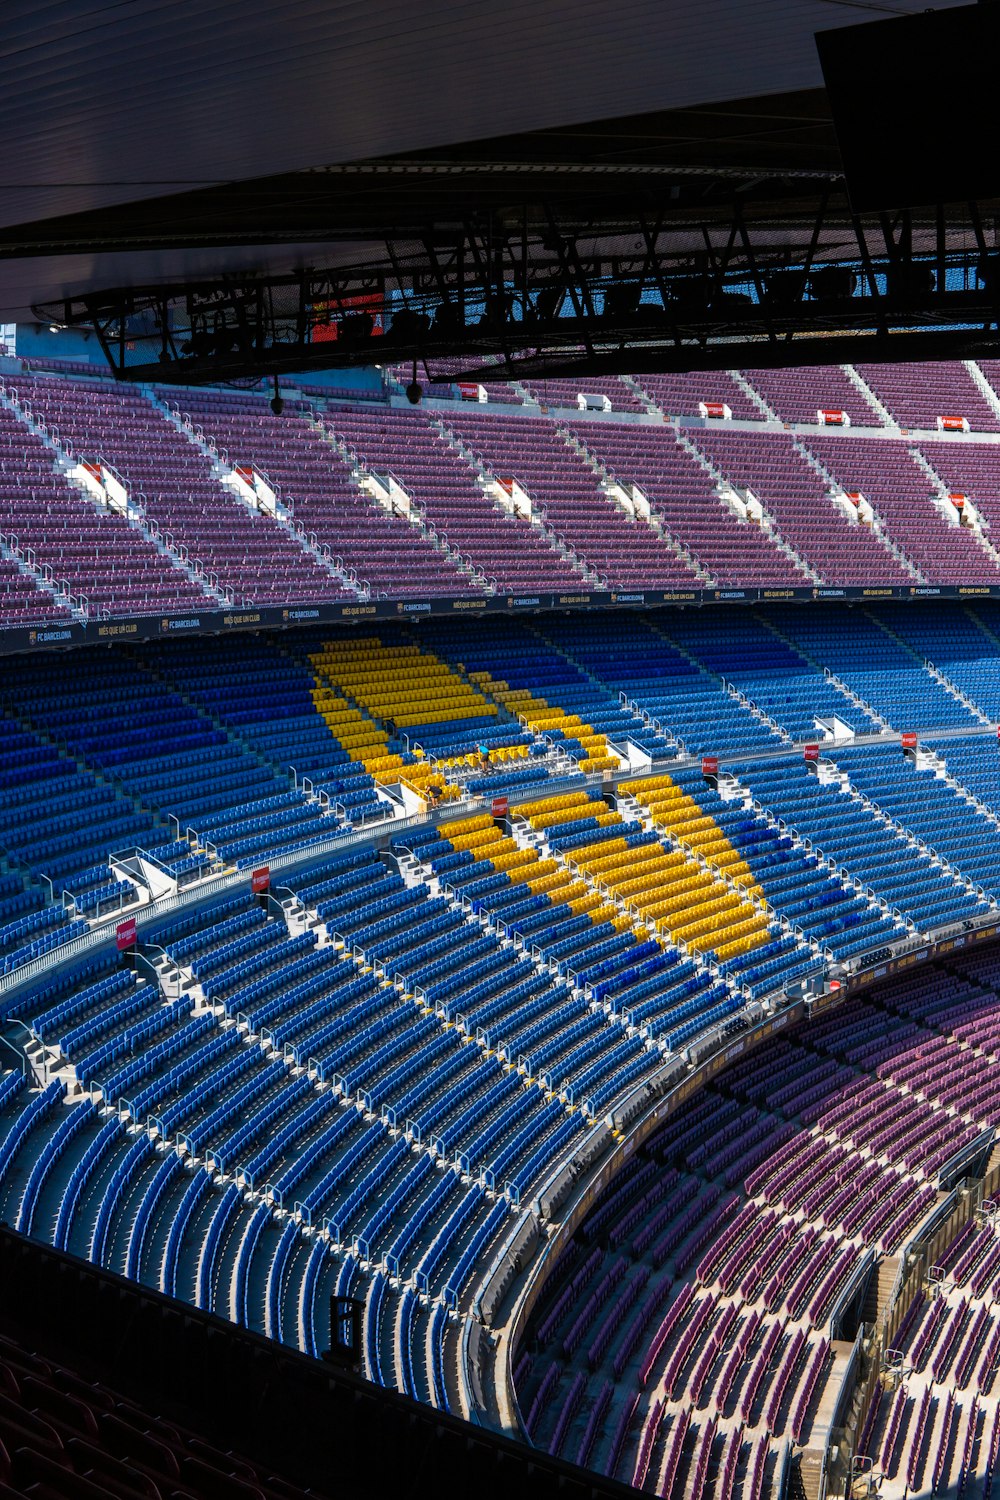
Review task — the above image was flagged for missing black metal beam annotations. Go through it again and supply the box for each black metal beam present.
[34,183,1000,383]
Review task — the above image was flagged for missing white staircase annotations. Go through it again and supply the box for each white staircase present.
[922,662,992,726]
[675,428,820,584]
[792,436,926,583]
[560,426,713,586]
[908,443,1000,575]
[0,383,222,615]
[866,604,993,727]
[301,410,494,596]
[963,360,1000,425]
[0,531,87,623]
[58,454,229,610]
[842,367,895,428]
[931,746,1000,835]
[729,370,779,421]
[435,417,602,588]
[847,767,993,906]
[756,612,891,732]
[620,374,660,416]
[152,392,369,601]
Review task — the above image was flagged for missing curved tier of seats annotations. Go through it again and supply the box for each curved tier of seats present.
[513,941,1000,1498]
[4,359,1000,619]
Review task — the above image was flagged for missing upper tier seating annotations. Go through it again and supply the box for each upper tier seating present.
[805,433,1000,584]
[176,388,479,598]
[855,361,1000,433]
[321,406,588,593]
[5,360,1000,614]
[7,373,345,609]
[690,428,913,586]
[518,376,647,415]
[742,365,884,427]
[576,425,806,586]
[441,410,702,589]
[0,397,208,617]
[385,357,523,405]
[632,371,763,421]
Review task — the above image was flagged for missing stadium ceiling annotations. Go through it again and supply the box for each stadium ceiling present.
[3,0,987,381]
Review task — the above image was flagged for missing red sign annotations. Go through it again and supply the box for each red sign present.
[702,402,727,419]
[845,491,862,506]
[310,292,384,343]
[940,415,966,431]
[819,409,846,425]
[116,917,137,952]
[458,382,482,401]
[804,743,820,762]
[901,732,918,750]
[491,797,509,818]
[950,493,966,509]
[251,866,271,894]
[701,756,719,777]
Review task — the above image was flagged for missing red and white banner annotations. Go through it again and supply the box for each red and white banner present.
[844,491,862,507]
[251,866,271,894]
[491,796,509,818]
[116,917,137,952]
[804,743,820,762]
[698,401,732,421]
[458,382,486,402]
[702,756,719,776]
[938,415,970,432]
[901,732,918,751]
[818,409,850,426]
[950,493,966,510]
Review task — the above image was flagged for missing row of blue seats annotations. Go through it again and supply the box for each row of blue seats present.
[413,1182,484,1295]
[102,1010,216,1102]
[208,1074,313,1173]
[290,987,401,1073]
[500,994,589,1068]
[168,904,266,963]
[190,920,282,981]
[27,968,134,1042]
[270,1106,361,1207]
[180,1059,286,1156]
[339,1014,439,1101]
[53,1114,124,1251]
[200,930,317,1003]
[326,1136,410,1244]
[91,1133,153,1267]
[76,997,195,1087]
[58,977,153,1058]
[296,1119,384,1220]
[0,915,88,976]
[151,1044,262,1134]
[16,1098,96,1238]
[125,1027,238,1123]
[240,1091,338,1190]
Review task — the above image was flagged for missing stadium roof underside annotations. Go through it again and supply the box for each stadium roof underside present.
[4,0,993,381]
[29,159,1000,384]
